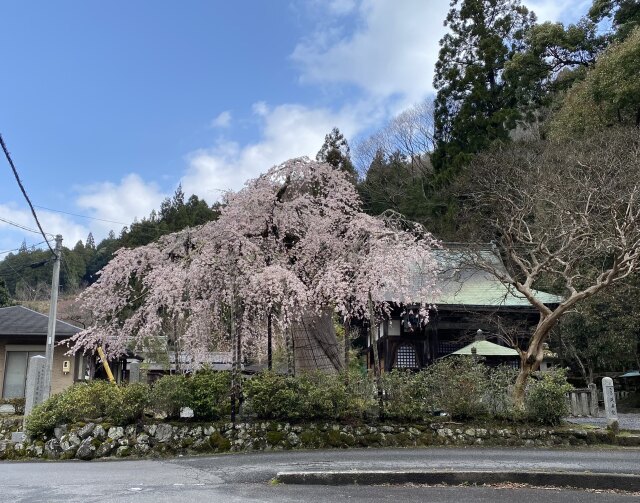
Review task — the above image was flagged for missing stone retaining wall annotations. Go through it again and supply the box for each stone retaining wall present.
[0,416,623,461]
[0,417,23,442]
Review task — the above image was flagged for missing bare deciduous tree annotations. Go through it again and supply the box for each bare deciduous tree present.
[463,128,640,405]
[354,99,436,174]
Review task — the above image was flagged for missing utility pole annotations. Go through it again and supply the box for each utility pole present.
[43,234,62,400]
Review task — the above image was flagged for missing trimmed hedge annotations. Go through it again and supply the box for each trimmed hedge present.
[243,371,373,421]
[24,360,573,438]
[149,369,231,420]
[26,380,149,437]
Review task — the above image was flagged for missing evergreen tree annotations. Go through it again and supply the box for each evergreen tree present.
[504,16,606,125]
[0,278,10,307]
[589,0,640,41]
[432,0,535,172]
[548,27,640,137]
[85,232,96,250]
[316,127,357,182]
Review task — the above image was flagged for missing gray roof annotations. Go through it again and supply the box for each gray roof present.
[391,244,564,308]
[0,305,81,338]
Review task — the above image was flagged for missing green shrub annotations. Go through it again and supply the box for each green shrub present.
[25,381,151,437]
[417,357,489,419]
[485,365,519,419]
[244,370,377,422]
[244,372,306,421]
[341,370,377,420]
[150,374,191,419]
[525,369,573,425]
[296,372,339,420]
[188,369,231,420]
[150,370,232,420]
[381,370,431,421]
[118,382,151,423]
[25,392,65,438]
[246,362,500,423]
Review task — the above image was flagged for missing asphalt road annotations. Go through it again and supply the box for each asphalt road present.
[2,447,640,503]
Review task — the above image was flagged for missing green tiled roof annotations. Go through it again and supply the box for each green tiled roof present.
[432,247,563,307]
[391,245,564,308]
[451,340,519,357]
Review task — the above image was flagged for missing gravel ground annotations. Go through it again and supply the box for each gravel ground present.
[566,413,640,431]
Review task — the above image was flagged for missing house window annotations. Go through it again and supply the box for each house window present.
[402,310,420,333]
[2,350,45,398]
[395,344,418,369]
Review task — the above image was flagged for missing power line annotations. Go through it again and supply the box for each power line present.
[0,133,56,256]
[0,259,43,292]
[0,240,47,256]
[0,247,22,256]
[0,256,51,274]
[33,205,128,226]
[0,216,53,236]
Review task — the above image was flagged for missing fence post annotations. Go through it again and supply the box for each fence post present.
[588,383,598,417]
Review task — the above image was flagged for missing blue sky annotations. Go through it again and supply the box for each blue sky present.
[0,0,589,252]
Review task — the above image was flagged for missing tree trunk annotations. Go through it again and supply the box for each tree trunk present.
[237,312,243,412]
[513,357,537,409]
[513,333,546,408]
[344,318,350,384]
[512,308,568,408]
[285,328,295,376]
[88,357,96,381]
[368,293,384,419]
[230,294,238,424]
[267,312,272,371]
[230,294,244,425]
[173,317,181,374]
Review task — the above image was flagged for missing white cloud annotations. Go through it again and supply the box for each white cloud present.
[181,100,384,200]
[252,101,269,117]
[523,0,591,23]
[327,0,357,16]
[210,110,232,128]
[0,203,89,250]
[292,0,450,102]
[293,0,587,102]
[75,174,166,238]
[1,175,168,250]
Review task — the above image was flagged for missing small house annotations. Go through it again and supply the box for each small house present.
[0,305,83,399]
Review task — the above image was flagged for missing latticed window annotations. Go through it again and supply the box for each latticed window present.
[438,341,463,356]
[395,344,418,369]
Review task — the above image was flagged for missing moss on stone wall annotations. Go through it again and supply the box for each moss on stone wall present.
[1,418,638,461]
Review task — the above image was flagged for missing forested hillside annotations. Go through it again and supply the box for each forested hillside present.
[0,189,220,301]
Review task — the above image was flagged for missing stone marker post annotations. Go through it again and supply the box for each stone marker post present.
[24,355,47,417]
[16,355,48,440]
[602,377,618,429]
[128,360,141,383]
